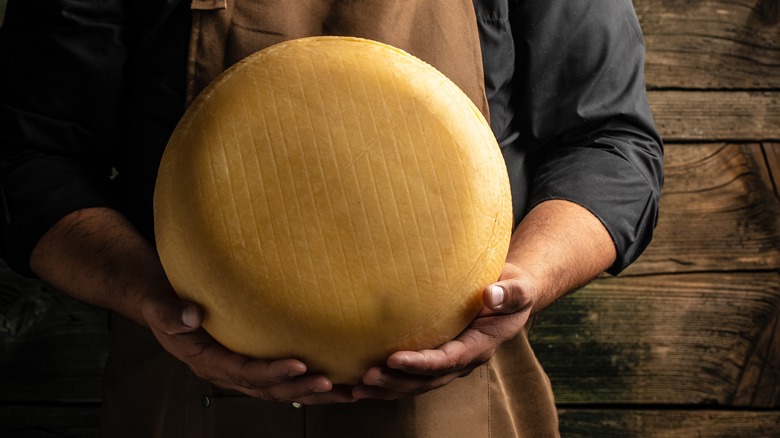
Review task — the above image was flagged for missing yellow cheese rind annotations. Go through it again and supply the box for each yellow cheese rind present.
[154,37,512,383]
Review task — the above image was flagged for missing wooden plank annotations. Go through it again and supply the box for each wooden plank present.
[647,91,780,141]
[634,0,780,89]
[529,272,780,405]
[624,144,780,275]
[558,408,780,437]
[0,404,101,438]
[735,310,780,406]
[764,143,780,198]
[0,261,109,403]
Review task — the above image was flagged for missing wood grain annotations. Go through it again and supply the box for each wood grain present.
[558,408,780,438]
[530,272,780,405]
[754,143,778,196]
[647,91,780,141]
[634,0,780,89]
[624,144,780,275]
[735,309,780,406]
[764,143,780,198]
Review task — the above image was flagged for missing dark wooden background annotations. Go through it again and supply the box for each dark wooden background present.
[1,0,779,436]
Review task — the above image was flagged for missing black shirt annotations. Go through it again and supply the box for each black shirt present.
[0,0,663,276]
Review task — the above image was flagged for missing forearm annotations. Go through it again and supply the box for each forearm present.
[28,206,351,402]
[506,199,616,313]
[29,207,169,326]
[511,0,663,274]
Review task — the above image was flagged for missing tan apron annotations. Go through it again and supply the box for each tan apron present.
[101,1,559,436]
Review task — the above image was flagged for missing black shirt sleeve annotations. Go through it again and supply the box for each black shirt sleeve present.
[508,0,664,274]
[0,0,127,275]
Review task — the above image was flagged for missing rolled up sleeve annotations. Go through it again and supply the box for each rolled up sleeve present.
[0,0,126,275]
[510,0,664,274]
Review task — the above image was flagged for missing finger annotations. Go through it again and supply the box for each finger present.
[222,374,335,401]
[386,324,500,376]
[385,344,470,377]
[482,280,534,314]
[224,356,309,387]
[142,294,203,335]
[190,342,308,388]
[356,367,457,398]
[199,352,334,401]
[353,381,406,401]
[291,385,357,405]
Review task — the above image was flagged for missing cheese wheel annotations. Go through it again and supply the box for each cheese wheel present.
[154,36,512,384]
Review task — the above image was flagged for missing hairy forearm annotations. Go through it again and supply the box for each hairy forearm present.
[507,199,617,313]
[29,207,169,326]
[27,207,346,402]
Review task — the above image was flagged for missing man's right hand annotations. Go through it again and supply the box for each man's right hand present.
[141,291,356,405]
[30,207,354,405]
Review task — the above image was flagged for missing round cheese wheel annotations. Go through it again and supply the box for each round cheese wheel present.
[154,36,512,384]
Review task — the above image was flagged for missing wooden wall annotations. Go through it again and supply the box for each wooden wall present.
[1,0,779,436]
[529,0,780,435]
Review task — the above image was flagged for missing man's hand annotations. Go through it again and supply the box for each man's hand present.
[352,199,617,400]
[142,291,356,405]
[29,207,355,405]
[352,264,537,400]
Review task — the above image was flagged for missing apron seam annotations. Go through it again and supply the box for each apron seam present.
[486,362,493,438]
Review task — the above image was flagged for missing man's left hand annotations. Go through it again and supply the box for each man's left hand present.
[352,264,537,400]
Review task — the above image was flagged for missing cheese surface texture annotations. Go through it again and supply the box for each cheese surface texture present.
[154,37,512,384]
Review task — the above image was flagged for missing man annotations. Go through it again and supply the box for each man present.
[0,0,663,436]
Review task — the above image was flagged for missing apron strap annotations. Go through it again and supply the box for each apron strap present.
[185,0,489,122]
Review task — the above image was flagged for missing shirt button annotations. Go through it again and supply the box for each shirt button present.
[201,395,211,408]
[292,402,303,408]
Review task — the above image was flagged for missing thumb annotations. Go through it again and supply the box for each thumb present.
[482,280,534,314]
[142,294,203,335]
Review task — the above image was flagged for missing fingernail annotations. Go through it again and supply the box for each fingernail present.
[489,285,505,309]
[182,305,199,328]
[288,367,306,377]
[352,387,369,400]
[313,381,332,393]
